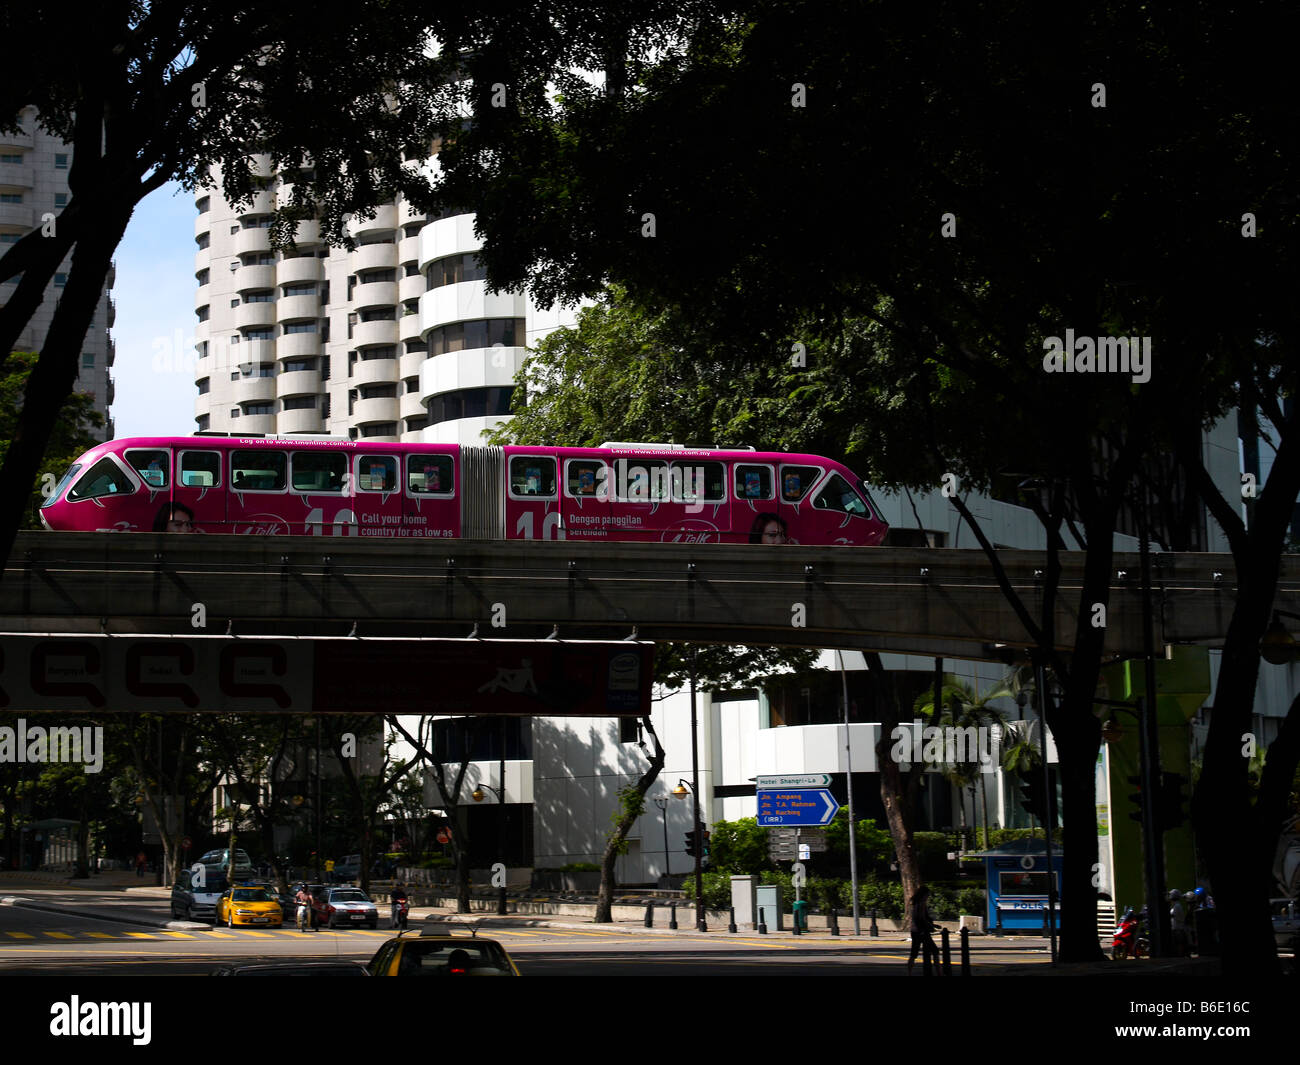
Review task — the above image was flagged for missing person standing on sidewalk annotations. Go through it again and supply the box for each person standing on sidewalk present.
[135,852,147,878]
[906,886,940,975]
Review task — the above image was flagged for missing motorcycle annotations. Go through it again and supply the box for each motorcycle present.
[392,896,409,930]
[296,897,314,933]
[1111,906,1149,960]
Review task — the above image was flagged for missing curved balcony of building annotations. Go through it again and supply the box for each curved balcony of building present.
[352,319,398,349]
[278,407,324,435]
[275,294,320,324]
[276,255,323,287]
[106,334,116,366]
[247,153,274,178]
[399,349,426,380]
[234,302,277,330]
[275,369,322,398]
[346,204,398,240]
[399,390,426,422]
[234,375,276,405]
[233,227,271,257]
[106,260,116,289]
[235,413,276,435]
[194,283,210,311]
[194,249,210,275]
[106,297,116,327]
[352,356,398,388]
[194,323,210,352]
[423,415,502,445]
[195,393,211,421]
[194,353,214,382]
[237,338,277,366]
[236,264,276,293]
[399,311,424,344]
[420,347,524,400]
[398,272,425,304]
[419,284,526,333]
[0,126,34,149]
[351,280,398,309]
[275,332,321,361]
[352,396,399,425]
[0,159,34,189]
[236,189,275,217]
[418,214,482,272]
[398,199,426,227]
[0,203,33,228]
[193,213,210,242]
[351,242,397,273]
[397,234,421,268]
[291,219,321,246]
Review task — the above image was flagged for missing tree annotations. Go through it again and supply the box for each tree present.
[594,715,664,922]
[0,352,103,530]
[444,2,1300,969]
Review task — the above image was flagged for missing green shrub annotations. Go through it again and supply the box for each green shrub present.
[560,862,601,872]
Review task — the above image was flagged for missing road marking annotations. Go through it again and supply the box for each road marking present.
[43,932,74,939]
[3,932,34,939]
[86,932,116,939]
[158,931,197,938]
[124,933,158,939]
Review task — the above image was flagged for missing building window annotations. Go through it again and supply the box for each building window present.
[197,414,210,431]
[426,386,515,425]
[196,197,210,214]
[54,193,68,207]
[0,193,23,204]
[283,321,317,334]
[425,252,487,291]
[231,372,240,380]
[196,269,209,286]
[230,298,240,308]
[244,290,274,302]
[282,396,316,411]
[282,283,316,297]
[0,153,22,164]
[244,328,273,341]
[197,305,209,322]
[54,153,69,169]
[197,378,210,394]
[54,273,67,287]
[359,423,397,438]
[196,233,210,249]
[81,352,95,368]
[244,403,274,416]
[426,318,525,356]
[230,408,240,418]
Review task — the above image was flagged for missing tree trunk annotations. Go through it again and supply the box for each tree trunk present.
[868,657,924,925]
[595,716,665,922]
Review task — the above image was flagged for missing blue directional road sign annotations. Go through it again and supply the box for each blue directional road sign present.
[757,788,840,826]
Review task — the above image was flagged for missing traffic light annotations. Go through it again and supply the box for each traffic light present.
[700,830,711,871]
[1126,774,1145,824]
[1158,772,1188,830]
[684,830,697,856]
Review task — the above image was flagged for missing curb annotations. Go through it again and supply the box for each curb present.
[0,894,209,931]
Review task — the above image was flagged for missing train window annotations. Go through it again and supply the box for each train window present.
[291,451,347,493]
[615,458,670,502]
[41,463,81,508]
[780,465,821,502]
[230,450,287,491]
[813,473,869,516]
[125,449,169,488]
[408,454,454,495]
[670,461,726,503]
[565,459,608,497]
[179,451,221,488]
[734,464,774,500]
[357,455,398,492]
[509,456,557,499]
[67,458,132,501]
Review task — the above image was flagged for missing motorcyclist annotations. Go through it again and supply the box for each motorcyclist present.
[294,882,314,933]
[1168,888,1187,955]
[391,881,409,927]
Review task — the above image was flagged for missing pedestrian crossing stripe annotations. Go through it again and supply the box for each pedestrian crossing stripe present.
[43,932,74,939]
[4,932,35,939]
[158,931,196,939]
[86,932,115,939]
[124,933,158,939]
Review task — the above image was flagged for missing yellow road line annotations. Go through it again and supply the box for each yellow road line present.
[123,933,158,939]
[158,931,197,939]
[3,932,35,939]
[200,931,236,939]
[86,932,116,939]
[43,932,74,939]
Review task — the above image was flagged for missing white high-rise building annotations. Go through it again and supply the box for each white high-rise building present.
[1,105,116,438]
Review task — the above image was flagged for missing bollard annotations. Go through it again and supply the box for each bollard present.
[669,901,678,930]
[1042,906,1049,934]
[758,907,768,934]
[941,927,952,975]
[960,926,971,976]
[728,907,738,934]
[644,900,654,928]
[869,907,879,937]
[996,906,1003,932]
[829,906,840,936]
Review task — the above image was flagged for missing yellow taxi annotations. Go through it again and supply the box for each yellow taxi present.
[367,929,520,976]
[215,884,284,928]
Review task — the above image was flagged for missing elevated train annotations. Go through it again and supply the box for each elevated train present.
[39,436,889,546]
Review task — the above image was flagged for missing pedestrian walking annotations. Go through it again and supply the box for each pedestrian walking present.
[906,885,941,975]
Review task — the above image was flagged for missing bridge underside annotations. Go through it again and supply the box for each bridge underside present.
[3,533,1291,664]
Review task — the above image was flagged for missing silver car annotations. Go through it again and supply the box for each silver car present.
[171,870,229,920]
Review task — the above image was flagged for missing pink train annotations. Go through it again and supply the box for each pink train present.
[39,436,889,545]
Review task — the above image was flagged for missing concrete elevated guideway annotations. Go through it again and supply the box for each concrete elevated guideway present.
[3,532,1295,661]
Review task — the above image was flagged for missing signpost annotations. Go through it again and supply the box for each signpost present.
[756,788,840,826]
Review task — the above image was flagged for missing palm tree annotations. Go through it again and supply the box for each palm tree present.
[912,673,1015,850]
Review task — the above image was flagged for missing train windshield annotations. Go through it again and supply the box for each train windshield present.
[813,473,869,516]
[40,463,81,508]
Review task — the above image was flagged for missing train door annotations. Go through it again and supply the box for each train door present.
[121,446,174,531]
[608,454,674,541]
[175,447,225,532]
[775,461,826,544]
[288,448,355,535]
[405,451,459,539]
[226,447,293,534]
[560,455,611,539]
[352,452,401,538]
[663,458,729,543]
[730,460,779,543]
[505,451,563,540]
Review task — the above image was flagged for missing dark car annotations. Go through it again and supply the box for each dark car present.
[171,869,230,920]
[367,930,519,976]
[211,961,370,976]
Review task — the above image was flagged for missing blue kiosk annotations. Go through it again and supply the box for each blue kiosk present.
[970,838,1063,933]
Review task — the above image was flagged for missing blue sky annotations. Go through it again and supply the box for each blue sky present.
[111,179,201,438]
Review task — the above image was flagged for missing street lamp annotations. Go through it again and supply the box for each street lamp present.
[471,780,509,915]
[674,776,706,931]
[653,796,673,881]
